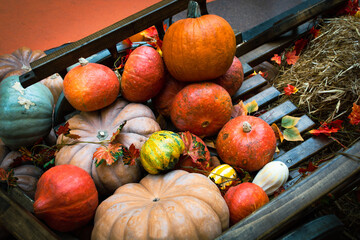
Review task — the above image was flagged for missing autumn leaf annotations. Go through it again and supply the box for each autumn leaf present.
[348,102,360,125]
[0,168,17,188]
[309,120,343,136]
[123,144,140,166]
[337,0,360,16]
[309,27,321,39]
[283,127,304,141]
[284,84,298,96]
[232,100,248,118]
[180,131,208,163]
[110,121,127,142]
[298,161,318,175]
[245,100,259,114]
[248,71,268,78]
[285,50,299,65]
[56,122,70,136]
[93,143,125,167]
[271,123,284,143]
[281,115,301,128]
[294,38,309,55]
[114,49,133,70]
[271,54,282,65]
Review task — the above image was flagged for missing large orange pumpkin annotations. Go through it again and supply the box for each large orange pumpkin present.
[55,98,161,194]
[162,1,236,82]
[170,82,233,137]
[91,170,229,240]
[63,58,120,112]
[216,115,277,172]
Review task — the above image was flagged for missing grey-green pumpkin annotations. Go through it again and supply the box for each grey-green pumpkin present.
[0,75,54,149]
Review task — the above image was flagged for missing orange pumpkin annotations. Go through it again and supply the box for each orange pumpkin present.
[92,170,229,240]
[55,98,161,195]
[63,58,120,112]
[162,1,236,82]
[170,82,233,137]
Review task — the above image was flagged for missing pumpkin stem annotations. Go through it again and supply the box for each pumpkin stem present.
[78,57,89,66]
[187,0,201,18]
[242,121,252,133]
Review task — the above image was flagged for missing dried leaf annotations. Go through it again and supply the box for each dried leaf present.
[0,168,17,187]
[294,38,309,55]
[281,115,301,129]
[284,84,298,96]
[110,121,127,142]
[283,127,304,141]
[309,27,321,39]
[93,143,124,167]
[232,100,248,118]
[271,54,282,65]
[180,131,208,164]
[309,120,343,136]
[285,50,299,65]
[298,161,318,175]
[123,144,140,166]
[271,123,284,143]
[348,102,360,125]
[56,122,70,136]
[246,100,259,114]
[248,71,268,78]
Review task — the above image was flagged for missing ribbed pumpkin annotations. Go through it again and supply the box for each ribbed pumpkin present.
[63,58,120,112]
[121,46,165,102]
[55,99,161,194]
[34,164,98,232]
[40,73,64,105]
[0,75,54,149]
[0,46,46,81]
[170,82,233,137]
[140,130,185,174]
[216,115,277,172]
[162,1,236,82]
[91,170,229,240]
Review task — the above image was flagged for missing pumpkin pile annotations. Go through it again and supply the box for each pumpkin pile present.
[0,1,290,238]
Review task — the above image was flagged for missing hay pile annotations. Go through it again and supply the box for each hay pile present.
[274,16,360,122]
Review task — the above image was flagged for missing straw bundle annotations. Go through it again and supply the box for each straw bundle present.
[274,16,360,122]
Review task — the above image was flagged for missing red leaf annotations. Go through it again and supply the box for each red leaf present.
[56,122,70,136]
[337,0,360,16]
[309,120,343,136]
[0,168,17,187]
[231,100,248,118]
[294,38,309,55]
[298,161,318,175]
[180,131,209,164]
[284,84,298,96]
[271,54,282,65]
[348,103,360,125]
[110,121,127,142]
[93,143,124,167]
[123,144,140,166]
[309,27,321,39]
[285,50,299,65]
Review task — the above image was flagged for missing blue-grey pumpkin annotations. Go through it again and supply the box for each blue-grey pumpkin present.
[0,75,54,149]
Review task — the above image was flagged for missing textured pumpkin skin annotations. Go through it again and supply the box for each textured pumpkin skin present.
[40,73,64,105]
[152,72,186,116]
[0,76,54,149]
[224,182,269,225]
[121,46,165,102]
[140,130,185,174]
[92,170,229,240]
[0,46,46,81]
[162,13,236,82]
[55,99,161,194]
[216,115,277,172]
[63,58,120,111]
[34,164,98,232]
[213,56,244,96]
[170,82,233,137]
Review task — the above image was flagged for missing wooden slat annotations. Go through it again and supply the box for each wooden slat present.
[216,140,360,240]
[242,62,253,76]
[232,74,267,101]
[244,86,280,108]
[259,100,298,125]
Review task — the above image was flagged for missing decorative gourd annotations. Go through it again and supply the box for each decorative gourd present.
[63,58,119,112]
[33,164,98,232]
[40,73,64,105]
[91,170,229,240]
[212,56,244,96]
[121,46,165,102]
[208,164,237,190]
[152,72,186,117]
[162,1,236,82]
[216,115,277,172]
[0,141,43,199]
[170,82,233,137]
[0,46,46,81]
[140,130,185,174]
[55,98,161,194]
[252,161,289,195]
[224,182,269,225]
[0,75,54,149]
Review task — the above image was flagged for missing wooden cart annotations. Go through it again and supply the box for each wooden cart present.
[1,0,359,239]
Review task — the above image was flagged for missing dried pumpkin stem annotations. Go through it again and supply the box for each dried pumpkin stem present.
[78,57,89,66]
[187,0,201,18]
[243,121,252,133]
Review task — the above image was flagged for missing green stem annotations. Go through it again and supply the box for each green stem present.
[187,0,201,18]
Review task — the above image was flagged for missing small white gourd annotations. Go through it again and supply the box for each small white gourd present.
[252,161,289,195]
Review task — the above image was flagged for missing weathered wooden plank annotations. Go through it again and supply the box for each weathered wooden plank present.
[232,74,267,101]
[243,86,280,108]
[259,100,298,125]
[242,62,253,76]
[216,140,360,240]
[0,188,59,240]
[274,136,333,168]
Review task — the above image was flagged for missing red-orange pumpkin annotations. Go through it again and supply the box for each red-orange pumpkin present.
[170,82,233,137]
[212,56,244,96]
[121,46,165,102]
[162,1,236,82]
[224,182,269,225]
[216,115,277,172]
[63,58,120,112]
[33,164,98,232]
